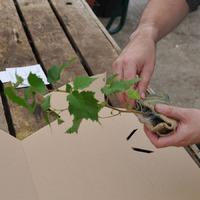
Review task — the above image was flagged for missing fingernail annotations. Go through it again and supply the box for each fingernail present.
[141,92,145,99]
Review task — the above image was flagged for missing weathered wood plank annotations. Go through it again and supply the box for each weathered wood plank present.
[0,0,36,135]
[80,0,121,54]
[16,0,87,88]
[50,0,119,75]
[0,99,8,133]
[0,1,36,68]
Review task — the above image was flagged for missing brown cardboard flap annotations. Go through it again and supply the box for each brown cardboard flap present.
[0,130,38,200]
[20,109,200,200]
[1,109,200,200]
[0,73,200,200]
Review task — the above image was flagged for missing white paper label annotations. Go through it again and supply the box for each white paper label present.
[0,71,10,83]
[0,64,49,88]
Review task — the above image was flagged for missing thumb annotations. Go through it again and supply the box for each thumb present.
[155,104,185,121]
[138,66,154,98]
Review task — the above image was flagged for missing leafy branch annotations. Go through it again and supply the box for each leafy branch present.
[4,59,141,134]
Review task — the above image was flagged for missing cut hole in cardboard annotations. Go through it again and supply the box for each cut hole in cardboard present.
[127,129,137,141]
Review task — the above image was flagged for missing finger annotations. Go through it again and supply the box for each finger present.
[123,63,137,80]
[116,93,126,107]
[138,65,154,99]
[112,60,126,105]
[144,126,179,148]
[123,64,137,106]
[152,133,179,148]
[144,126,160,146]
[112,60,123,80]
[155,104,186,121]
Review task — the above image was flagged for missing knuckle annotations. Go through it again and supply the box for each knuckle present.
[122,58,129,67]
[112,59,120,68]
[140,79,149,88]
[113,57,131,68]
[167,106,175,116]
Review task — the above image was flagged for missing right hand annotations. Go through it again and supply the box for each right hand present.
[144,104,200,148]
[112,27,157,105]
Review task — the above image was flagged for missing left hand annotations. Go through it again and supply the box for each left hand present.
[144,104,200,148]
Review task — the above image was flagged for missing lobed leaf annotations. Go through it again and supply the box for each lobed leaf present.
[47,65,60,84]
[101,77,141,96]
[41,96,51,111]
[4,86,32,112]
[127,88,140,100]
[24,87,34,101]
[73,76,96,90]
[28,73,46,94]
[66,83,72,93]
[106,74,118,85]
[67,91,101,121]
[67,118,82,134]
[43,111,51,125]
[59,57,76,72]
[14,74,24,88]
[57,117,64,125]
[47,58,76,84]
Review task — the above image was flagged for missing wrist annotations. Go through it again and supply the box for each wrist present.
[130,23,159,43]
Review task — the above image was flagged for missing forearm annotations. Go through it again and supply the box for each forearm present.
[131,0,189,42]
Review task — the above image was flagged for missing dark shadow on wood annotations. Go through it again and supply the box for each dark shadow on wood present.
[12,0,53,90]
[0,81,16,137]
[48,0,94,76]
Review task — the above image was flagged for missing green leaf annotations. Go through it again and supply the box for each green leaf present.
[47,65,60,84]
[66,118,82,134]
[14,74,24,88]
[106,74,118,85]
[127,88,140,100]
[67,91,101,121]
[51,111,64,125]
[29,99,37,113]
[28,73,46,94]
[4,87,30,110]
[47,58,76,84]
[73,76,96,90]
[24,87,34,101]
[41,96,51,111]
[57,117,64,125]
[66,83,72,93]
[59,57,76,72]
[43,111,51,125]
[101,77,141,96]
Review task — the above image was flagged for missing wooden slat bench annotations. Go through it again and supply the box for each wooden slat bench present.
[0,0,119,139]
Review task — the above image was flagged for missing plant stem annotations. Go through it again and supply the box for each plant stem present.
[54,89,66,93]
[50,107,68,113]
[105,103,142,114]
[99,112,121,119]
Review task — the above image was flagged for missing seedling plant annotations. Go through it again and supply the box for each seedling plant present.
[4,59,141,133]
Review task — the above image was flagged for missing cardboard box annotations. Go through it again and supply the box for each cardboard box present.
[0,74,200,200]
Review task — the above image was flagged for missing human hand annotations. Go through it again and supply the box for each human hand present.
[112,26,157,105]
[144,104,200,148]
